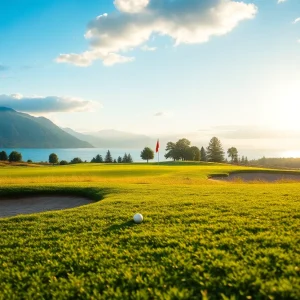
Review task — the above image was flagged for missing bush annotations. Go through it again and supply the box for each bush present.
[60,160,68,165]
[70,157,82,164]
[27,159,32,163]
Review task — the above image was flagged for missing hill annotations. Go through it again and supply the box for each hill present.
[0,107,93,148]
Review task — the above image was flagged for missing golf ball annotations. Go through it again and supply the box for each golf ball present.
[133,213,143,224]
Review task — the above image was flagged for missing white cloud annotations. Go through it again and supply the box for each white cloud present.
[0,94,98,113]
[102,53,135,66]
[56,50,134,67]
[141,45,157,51]
[293,17,300,24]
[278,0,287,3]
[56,0,257,67]
[114,0,150,13]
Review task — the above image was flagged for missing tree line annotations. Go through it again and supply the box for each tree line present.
[249,157,300,169]
[149,137,248,163]
[0,150,134,165]
[91,151,133,164]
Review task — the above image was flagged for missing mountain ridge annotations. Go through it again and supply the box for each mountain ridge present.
[0,107,93,148]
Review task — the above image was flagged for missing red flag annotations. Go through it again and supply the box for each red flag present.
[156,139,160,153]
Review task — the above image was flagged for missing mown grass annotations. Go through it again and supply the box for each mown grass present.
[0,162,299,299]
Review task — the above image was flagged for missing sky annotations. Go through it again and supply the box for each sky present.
[0,0,300,157]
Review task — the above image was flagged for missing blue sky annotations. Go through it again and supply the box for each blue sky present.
[1,0,300,157]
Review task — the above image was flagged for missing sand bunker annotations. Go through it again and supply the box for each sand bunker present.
[0,196,93,218]
[213,172,300,182]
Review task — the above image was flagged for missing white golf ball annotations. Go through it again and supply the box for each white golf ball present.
[133,213,143,224]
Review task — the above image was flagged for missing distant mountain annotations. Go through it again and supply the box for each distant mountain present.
[63,128,156,148]
[0,107,93,148]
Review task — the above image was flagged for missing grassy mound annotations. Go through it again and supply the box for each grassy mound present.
[0,163,299,299]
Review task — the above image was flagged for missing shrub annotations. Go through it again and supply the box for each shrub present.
[70,157,82,164]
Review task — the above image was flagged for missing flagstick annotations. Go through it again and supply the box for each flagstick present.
[158,150,159,164]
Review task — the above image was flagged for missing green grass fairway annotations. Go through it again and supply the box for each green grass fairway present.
[0,163,299,299]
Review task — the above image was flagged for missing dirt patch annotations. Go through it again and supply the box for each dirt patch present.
[212,172,300,182]
[0,196,93,218]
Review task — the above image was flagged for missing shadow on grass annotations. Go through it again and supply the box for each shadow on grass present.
[106,220,135,232]
[0,187,112,202]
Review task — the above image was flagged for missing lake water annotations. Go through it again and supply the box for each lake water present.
[1,148,148,163]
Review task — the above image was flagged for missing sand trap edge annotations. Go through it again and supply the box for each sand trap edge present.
[0,196,94,218]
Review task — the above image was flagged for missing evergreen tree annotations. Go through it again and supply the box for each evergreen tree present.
[206,137,225,162]
[91,157,96,163]
[113,159,117,163]
[200,147,207,162]
[241,156,245,164]
[96,154,103,163]
[245,156,248,165]
[117,156,122,163]
[0,150,8,161]
[127,153,133,163]
[105,150,113,163]
[140,147,154,163]
[122,153,128,163]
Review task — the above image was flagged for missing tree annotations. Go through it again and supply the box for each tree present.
[245,156,248,165]
[206,137,225,162]
[241,156,245,164]
[70,157,82,164]
[0,151,8,161]
[176,138,191,160]
[60,160,68,165]
[105,150,113,163]
[96,154,103,163]
[122,153,128,163]
[140,147,154,163]
[200,147,207,162]
[27,159,32,163]
[117,156,122,163]
[227,147,238,163]
[8,151,22,162]
[187,146,200,161]
[127,153,133,163]
[113,159,117,163]
[164,142,179,161]
[49,153,58,165]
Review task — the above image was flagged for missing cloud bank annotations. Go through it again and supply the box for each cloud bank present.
[0,94,97,113]
[56,0,257,67]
